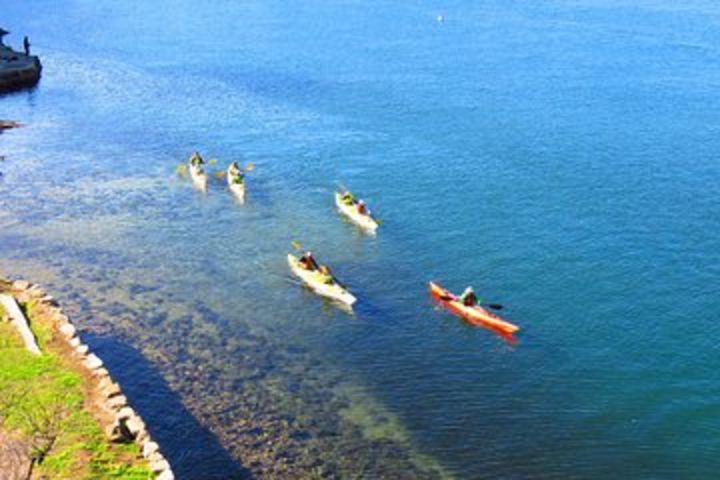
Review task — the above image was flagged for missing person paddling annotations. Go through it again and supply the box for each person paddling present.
[341,191,355,205]
[356,199,368,215]
[228,161,244,184]
[317,265,334,285]
[299,251,319,271]
[459,286,478,306]
[189,151,204,166]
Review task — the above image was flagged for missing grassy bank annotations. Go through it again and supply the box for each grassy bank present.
[0,288,152,479]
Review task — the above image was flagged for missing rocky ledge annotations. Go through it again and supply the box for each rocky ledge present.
[0,120,22,130]
[0,45,41,93]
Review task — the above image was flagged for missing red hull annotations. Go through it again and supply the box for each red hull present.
[429,282,520,335]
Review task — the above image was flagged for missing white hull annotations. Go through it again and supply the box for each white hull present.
[335,193,378,233]
[287,254,356,305]
[227,169,245,202]
[189,164,208,191]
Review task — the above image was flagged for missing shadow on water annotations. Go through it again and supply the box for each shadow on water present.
[85,333,251,479]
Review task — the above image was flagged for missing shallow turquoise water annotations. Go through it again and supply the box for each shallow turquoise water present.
[1,0,719,478]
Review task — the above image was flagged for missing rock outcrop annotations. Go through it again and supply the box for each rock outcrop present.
[0,41,41,92]
[0,120,22,130]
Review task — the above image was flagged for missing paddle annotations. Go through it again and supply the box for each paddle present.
[178,154,213,174]
[215,162,255,178]
[437,293,503,310]
[177,158,202,176]
[484,303,504,310]
[336,181,350,195]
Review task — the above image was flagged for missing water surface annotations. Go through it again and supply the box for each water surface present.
[1,0,719,478]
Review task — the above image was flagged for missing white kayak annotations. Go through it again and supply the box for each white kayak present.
[334,192,379,233]
[189,163,208,191]
[287,254,357,306]
[227,168,245,202]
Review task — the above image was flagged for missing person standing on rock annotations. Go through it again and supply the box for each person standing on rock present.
[23,36,30,55]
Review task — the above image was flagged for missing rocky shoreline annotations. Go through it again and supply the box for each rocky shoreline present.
[0,40,41,93]
[1,277,174,479]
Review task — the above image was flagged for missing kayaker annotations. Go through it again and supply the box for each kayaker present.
[317,265,334,285]
[356,199,367,215]
[189,151,204,166]
[341,191,355,205]
[459,287,478,306]
[229,161,244,184]
[299,252,319,271]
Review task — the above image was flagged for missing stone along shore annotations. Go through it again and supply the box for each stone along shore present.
[0,277,174,479]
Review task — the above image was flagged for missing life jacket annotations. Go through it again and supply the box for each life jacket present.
[462,293,477,306]
[316,271,334,285]
[300,256,318,270]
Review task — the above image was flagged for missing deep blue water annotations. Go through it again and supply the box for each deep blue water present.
[2,0,719,478]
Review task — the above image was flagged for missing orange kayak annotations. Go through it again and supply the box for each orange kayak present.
[429,282,520,335]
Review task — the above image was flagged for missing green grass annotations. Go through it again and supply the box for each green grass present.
[0,299,153,479]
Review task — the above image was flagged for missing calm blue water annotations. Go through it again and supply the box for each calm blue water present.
[2,0,719,478]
